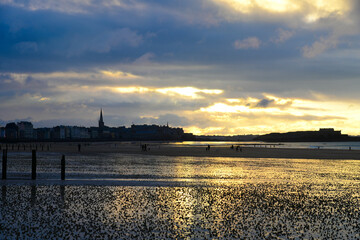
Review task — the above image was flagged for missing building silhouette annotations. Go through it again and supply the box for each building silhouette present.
[5,123,18,139]
[17,121,34,139]
[0,108,195,141]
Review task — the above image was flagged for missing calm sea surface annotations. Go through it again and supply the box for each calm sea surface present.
[175,141,360,150]
[1,152,360,239]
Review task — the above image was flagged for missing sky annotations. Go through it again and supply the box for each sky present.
[1,0,360,135]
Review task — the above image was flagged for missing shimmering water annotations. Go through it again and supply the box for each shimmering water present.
[1,152,360,239]
[175,141,360,150]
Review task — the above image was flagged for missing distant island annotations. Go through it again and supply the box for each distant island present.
[255,128,360,142]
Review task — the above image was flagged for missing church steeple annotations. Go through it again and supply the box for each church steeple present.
[100,108,103,122]
[99,108,104,129]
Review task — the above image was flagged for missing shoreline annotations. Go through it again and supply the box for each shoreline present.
[2,142,360,160]
[118,145,360,160]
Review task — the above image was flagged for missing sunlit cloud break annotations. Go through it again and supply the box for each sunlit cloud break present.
[114,86,223,99]
[101,70,140,79]
[215,0,350,21]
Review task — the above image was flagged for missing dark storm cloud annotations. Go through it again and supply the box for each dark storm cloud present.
[0,5,145,72]
[0,2,304,74]
[1,0,346,96]
[0,0,354,90]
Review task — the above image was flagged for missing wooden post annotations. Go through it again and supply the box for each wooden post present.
[31,185,36,206]
[2,186,6,203]
[60,185,65,204]
[32,150,36,180]
[61,155,65,180]
[2,149,7,180]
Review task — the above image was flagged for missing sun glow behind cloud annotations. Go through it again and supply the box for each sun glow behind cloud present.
[215,0,350,22]
[3,69,360,135]
[114,86,150,94]
[220,0,299,13]
[186,94,360,135]
[101,70,139,79]
[200,103,280,114]
[4,70,360,136]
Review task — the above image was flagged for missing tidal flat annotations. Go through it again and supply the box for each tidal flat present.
[1,184,359,239]
[1,152,360,238]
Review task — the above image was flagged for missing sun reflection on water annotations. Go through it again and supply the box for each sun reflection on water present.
[2,154,360,238]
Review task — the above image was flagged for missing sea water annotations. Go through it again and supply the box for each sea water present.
[175,140,360,150]
[1,152,360,239]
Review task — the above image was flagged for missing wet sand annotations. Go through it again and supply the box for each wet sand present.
[1,184,359,239]
[1,143,360,238]
[3,142,360,160]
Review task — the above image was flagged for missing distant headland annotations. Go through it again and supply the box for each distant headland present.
[255,128,360,142]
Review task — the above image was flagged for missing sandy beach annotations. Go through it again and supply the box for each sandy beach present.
[2,142,360,239]
[2,142,360,160]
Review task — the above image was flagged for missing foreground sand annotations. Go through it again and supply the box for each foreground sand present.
[2,142,360,160]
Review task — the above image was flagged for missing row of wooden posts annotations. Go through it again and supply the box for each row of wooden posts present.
[1,150,66,180]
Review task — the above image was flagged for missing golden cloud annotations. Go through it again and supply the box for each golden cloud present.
[113,86,223,99]
[156,87,223,98]
[101,70,140,79]
[214,0,350,22]
[188,94,360,135]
